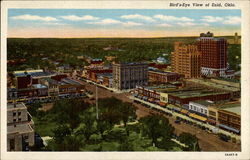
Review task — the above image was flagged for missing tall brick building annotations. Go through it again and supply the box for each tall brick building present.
[113,63,148,90]
[171,42,201,78]
[197,32,228,77]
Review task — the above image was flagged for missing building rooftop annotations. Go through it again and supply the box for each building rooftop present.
[148,69,181,76]
[13,70,55,78]
[191,100,214,106]
[32,84,48,89]
[96,73,113,78]
[168,89,228,99]
[217,103,241,115]
[187,79,240,92]
[61,78,83,85]
[7,103,26,110]
[7,123,33,134]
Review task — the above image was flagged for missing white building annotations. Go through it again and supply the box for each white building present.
[7,103,35,151]
[189,100,214,117]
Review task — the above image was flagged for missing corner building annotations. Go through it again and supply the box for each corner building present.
[171,42,201,78]
[113,63,148,90]
[197,32,228,77]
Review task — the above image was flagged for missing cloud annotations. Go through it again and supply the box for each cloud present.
[61,15,99,21]
[43,22,70,26]
[11,14,58,22]
[157,23,172,27]
[121,14,155,22]
[87,18,122,25]
[177,22,196,26]
[123,21,143,27]
[154,15,194,22]
[200,23,210,26]
[223,16,241,25]
[200,16,223,22]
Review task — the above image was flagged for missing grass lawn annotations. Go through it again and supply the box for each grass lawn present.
[33,117,57,137]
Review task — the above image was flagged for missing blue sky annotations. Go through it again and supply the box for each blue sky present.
[8,9,241,38]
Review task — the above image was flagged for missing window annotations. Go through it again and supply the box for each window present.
[18,112,21,116]
[13,112,16,116]
[201,108,203,113]
[18,118,21,121]
[13,119,16,122]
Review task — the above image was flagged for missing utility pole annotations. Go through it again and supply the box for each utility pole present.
[96,84,99,120]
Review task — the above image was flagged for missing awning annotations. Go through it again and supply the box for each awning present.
[167,104,176,109]
[219,124,240,134]
[143,96,148,100]
[158,102,167,107]
[207,119,216,124]
[133,93,138,97]
[189,113,207,122]
[180,109,189,115]
[173,107,181,112]
[155,99,160,103]
[148,98,154,102]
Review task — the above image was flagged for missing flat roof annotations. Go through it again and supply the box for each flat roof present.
[187,79,240,92]
[32,84,48,89]
[148,70,180,75]
[143,84,177,91]
[218,103,241,115]
[7,123,33,134]
[14,70,55,78]
[168,89,228,99]
[7,103,26,110]
[61,78,83,85]
[191,100,214,106]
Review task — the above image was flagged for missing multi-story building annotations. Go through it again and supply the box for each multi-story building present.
[7,103,35,151]
[148,70,183,83]
[217,103,241,133]
[197,31,228,77]
[113,63,148,90]
[171,42,201,78]
[188,100,214,117]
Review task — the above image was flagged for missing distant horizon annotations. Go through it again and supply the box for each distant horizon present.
[7,34,240,39]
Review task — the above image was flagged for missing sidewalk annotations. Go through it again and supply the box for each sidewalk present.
[129,96,241,141]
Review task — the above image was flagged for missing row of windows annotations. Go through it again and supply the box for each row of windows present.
[189,105,208,114]
[13,112,21,116]
[13,118,22,122]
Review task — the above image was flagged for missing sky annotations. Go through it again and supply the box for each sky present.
[8,9,241,38]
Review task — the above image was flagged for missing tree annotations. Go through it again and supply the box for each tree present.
[139,114,174,147]
[118,102,137,135]
[75,107,97,141]
[178,132,200,151]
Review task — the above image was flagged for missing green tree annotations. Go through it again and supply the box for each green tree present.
[139,114,174,147]
[178,132,200,151]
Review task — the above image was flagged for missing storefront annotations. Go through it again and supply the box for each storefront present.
[189,113,207,122]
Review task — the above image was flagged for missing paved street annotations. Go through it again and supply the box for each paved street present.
[79,79,241,151]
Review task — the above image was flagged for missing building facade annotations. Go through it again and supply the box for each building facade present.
[7,103,35,151]
[171,42,201,78]
[188,100,213,117]
[113,63,148,90]
[148,70,183,83]
[197,32,228,77]
[217,103,241,133]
